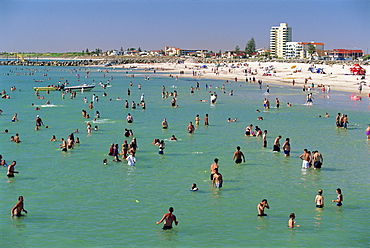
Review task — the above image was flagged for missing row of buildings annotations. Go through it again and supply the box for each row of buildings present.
[270,22,363,60]
[107,22,364,60]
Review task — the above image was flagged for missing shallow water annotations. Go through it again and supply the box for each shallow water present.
[1,66,369,247]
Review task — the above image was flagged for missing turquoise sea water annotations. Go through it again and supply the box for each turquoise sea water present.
[0,65,369,247]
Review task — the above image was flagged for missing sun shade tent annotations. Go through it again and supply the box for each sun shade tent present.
[349,64,366,75]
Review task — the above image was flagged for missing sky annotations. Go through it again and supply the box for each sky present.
[0,0,369,53]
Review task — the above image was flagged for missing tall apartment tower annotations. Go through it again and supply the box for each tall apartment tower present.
[270,23,292,58]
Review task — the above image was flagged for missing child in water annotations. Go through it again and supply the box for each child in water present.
[288,213,300,228]
[191,183,198,191]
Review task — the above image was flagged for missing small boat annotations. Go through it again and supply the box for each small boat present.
[33,86,57,91]
[64,83,95,92]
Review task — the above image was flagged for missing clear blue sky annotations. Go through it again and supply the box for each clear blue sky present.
[1,0,369,53]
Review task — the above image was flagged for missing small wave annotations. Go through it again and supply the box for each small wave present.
[40,104,59,107]
[91,118,115,124]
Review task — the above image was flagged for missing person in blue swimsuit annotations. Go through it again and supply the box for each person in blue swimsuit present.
[332,188,343,206]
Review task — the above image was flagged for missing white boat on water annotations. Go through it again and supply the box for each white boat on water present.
[64,83,95,92]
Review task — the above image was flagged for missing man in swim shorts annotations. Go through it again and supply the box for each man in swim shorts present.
[315,189,324,208]
[156,207,178,230]
[312,150,323,169]
[273,135,281,152]
[299,149,311,169]
[11,196,28,217]
[187,122,195,133]
[35,115,44,127]
[257,199,270,216]
[7,161,18,178]
[232,146,246,164]
[212,168,223,188]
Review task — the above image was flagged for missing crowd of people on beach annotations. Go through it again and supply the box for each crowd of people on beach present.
[2,64,368,233]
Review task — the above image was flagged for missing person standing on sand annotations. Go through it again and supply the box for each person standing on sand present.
[315,189,324,208]
[11,196,27,217]
[257,199,270,216]
[273,135,281,152]
[282,138,290,157]
[156,207,178,230]
[232,146,246,164]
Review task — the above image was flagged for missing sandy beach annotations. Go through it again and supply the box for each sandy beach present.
[114,61,369,96]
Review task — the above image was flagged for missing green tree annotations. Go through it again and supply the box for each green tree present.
[86,48,89,53]
[245,37,256,55]
[235,45,240,52]
[218,49,222,55]
[138,47,142,52]
[363,54,370,60]
[307,44,315,59]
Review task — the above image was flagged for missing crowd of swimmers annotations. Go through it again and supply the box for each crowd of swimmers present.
[1,67,365,233]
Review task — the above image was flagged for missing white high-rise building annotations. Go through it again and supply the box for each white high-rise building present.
[270,23,292,58]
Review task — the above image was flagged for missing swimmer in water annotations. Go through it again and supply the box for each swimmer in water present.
[11,196,28,217]
[315,189,324,208]
[191,183,198,191]
[156,207,179,230]
[7,161,18,178]
[288,213,300,228]
[366,124,370,140]
[204,114,209,126]
[11,113,18,122]
[332,188,343,206]
[187,122,195,133]
[232,146,246,164]
[50,135,57,141]
[257,199,270,216]
[162,118,168,129]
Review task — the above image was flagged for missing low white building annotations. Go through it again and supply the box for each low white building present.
[164,46,181,56]
[285,42,325,59]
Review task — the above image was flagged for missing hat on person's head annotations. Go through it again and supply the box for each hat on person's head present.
[36,115,40,117]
